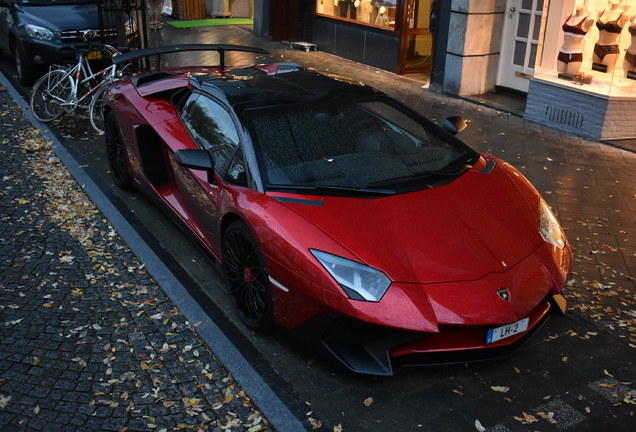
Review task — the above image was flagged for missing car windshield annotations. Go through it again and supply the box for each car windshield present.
[245,98,478,195]
[17,0,95,5]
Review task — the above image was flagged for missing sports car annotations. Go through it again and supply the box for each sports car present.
[103,44,572,375]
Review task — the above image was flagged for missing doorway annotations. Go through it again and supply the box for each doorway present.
[498,0,545,92]
[400,0,433,74]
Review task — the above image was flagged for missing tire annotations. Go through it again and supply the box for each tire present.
[14,44,37,86]
[89,85,108,135]
[222,221,274,332]
[104,111,131,188]
[30,70,73,122]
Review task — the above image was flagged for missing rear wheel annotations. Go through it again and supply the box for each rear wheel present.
[30,70,72,122]
[222,222,274,332]
[104,111,131,188]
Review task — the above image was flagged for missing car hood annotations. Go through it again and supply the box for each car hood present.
[280,163,543,284]
[18,4,99,31]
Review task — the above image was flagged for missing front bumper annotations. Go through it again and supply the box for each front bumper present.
[318,294,564,376]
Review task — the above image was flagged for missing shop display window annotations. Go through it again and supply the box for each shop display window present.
[533,0,636,96]
[315,0,398,30]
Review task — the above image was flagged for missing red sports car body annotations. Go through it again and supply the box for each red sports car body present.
[103,45,572,375]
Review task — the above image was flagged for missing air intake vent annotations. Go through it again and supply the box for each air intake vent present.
[545,106,584,129]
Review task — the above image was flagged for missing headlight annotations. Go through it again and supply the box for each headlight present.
[25,24,54,41]
[539,198,566,249]
[125,17,136,37]
[310,249,391,302]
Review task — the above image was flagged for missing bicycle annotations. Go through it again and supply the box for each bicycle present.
[30,41,128,135]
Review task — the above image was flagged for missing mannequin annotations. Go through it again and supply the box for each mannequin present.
[593,0,629,73]
[558,6,594,74]
[624,15,636,77]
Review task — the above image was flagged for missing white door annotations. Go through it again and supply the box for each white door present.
[499,0,545,92]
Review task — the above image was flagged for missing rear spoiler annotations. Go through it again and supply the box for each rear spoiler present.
[112,44,269,70]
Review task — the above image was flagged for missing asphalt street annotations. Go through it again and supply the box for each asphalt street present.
[1,22,636,432]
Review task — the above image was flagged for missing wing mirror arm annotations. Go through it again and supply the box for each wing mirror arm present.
[174,149,215,183]
[443,116,468,135]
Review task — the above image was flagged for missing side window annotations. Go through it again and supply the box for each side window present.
[224,150,248,186]
[181,95,240,174]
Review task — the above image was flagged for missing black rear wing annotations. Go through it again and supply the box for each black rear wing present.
[112,44,269,70]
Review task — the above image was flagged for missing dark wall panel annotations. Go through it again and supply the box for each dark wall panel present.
[362,30,400,73]
[312,19,336,54]
[333,23,366,63]
[311,17,400,74]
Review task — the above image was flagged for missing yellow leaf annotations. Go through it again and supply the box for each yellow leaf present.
[453,389,463,395]
[363,397,373,407]
[490,386,510,393]
[42,303,55,308]
[33,357,41,366]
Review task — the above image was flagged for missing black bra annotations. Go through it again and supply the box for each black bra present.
[596,11,624,34]
[630,23,636,36]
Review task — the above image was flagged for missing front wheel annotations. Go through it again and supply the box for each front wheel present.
[30,70,73,122]
[222,222,274,332]
[88,84,108,135]
[14,45,37,85]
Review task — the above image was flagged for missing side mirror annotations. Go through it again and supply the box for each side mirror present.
[174,149,215,183]
[443,116,468,135]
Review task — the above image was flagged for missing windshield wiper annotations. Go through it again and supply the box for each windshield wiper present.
[367,164,472,188]
[268,184,396,196]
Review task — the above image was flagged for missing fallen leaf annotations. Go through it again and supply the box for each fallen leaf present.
[0,394,10,409]
[490,386,510,393]
[363,397,373,406]
[475,419,486,432]
[513,411,538,424]
[308,417,322,429]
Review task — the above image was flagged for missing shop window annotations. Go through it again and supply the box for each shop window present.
[533,0,636,96]
[315,0,398,30]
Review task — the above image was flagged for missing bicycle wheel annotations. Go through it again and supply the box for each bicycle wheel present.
[30,70,73,122]
[88,84,108,135]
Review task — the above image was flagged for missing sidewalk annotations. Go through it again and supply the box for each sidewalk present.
[0,83,273,430]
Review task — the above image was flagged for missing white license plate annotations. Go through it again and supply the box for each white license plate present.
[486,317,529,344]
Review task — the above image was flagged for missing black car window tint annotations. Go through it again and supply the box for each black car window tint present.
[247,99,471,191]
[182,96,239,174]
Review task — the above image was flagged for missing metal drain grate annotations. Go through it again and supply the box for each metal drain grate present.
[545,106,584,129]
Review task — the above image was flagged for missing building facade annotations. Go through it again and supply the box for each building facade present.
[253,0,636,141]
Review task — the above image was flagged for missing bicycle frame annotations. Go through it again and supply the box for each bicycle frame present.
[52,45,120,111]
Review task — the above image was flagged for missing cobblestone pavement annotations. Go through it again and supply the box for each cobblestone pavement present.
[0,84,270,431]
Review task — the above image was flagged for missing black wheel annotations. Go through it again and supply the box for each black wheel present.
[14,44,37,85]
[30,70,72,122]
[222,222,274,332]
[104,111,131,188]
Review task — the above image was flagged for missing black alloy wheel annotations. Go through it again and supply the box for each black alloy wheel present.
[222,222,274,332]
[104,111,131,188]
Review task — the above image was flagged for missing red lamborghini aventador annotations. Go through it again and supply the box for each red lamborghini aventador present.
[103,44,572,375]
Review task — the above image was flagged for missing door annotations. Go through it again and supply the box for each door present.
[177,94,241,251]
[400,0,433,74]
[498,0,545,92]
